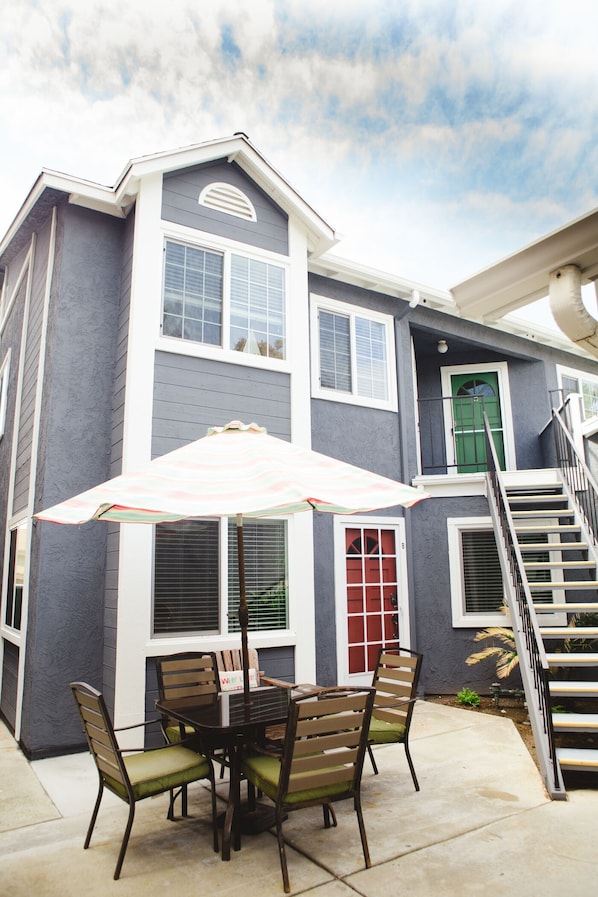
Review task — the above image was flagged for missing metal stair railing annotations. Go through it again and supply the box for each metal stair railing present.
[552,406,598,553]
[483,412,566,799]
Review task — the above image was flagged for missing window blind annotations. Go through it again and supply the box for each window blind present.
[319,310,351,391]
[227,519,288,631]
[153,520,220,634]
[462,529,504,614]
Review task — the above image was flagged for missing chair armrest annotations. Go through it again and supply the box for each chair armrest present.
[114,718,163,733]
[260,675,295,689]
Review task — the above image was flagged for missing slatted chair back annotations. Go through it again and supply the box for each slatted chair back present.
[242,686,375,892]
[156,651,221,746]
[156,651,220,701]
[72,680,129,797]
[214,647,260,676]
[368,647,423,787]
[280,688,374,799]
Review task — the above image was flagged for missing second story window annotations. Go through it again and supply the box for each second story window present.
[311,295,397,411]
[162,238,286,360]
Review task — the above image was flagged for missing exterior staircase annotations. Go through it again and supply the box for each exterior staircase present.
[504,475,598,782]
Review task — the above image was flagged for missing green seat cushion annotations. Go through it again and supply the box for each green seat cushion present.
[368,716,406,744]
[165,723,195,743]
[104,745,211,801]
[242,753,352,805]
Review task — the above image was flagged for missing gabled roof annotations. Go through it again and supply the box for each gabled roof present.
[450,206,598,322]
[0,134,337,263]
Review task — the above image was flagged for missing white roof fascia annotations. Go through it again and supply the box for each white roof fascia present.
[115,135,337,257]
[311,252,595,359]
[0,170,126,258]
[310,252,454,309]
[1,135,337,261]
[450,206,598,322]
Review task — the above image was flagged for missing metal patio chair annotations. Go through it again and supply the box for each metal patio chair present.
[241,686,375,893]
[367,647,423,789]
[70,681,218,880]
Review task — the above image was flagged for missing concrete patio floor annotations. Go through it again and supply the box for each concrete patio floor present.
[1,701,596,896]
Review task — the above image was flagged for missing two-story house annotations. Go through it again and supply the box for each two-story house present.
[2,135,597,796]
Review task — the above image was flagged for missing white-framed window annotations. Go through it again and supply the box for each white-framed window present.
[3,522,27,632]
[448,518,507,627]
[152,517,288,637]
[557,364,598,422]
[0,350,10,439]
[161,237,286,361]
[310,294,397,410]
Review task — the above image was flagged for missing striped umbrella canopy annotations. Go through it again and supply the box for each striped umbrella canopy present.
[36,421,429,700]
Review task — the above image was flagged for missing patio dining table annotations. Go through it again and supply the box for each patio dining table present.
[156,683,320,860]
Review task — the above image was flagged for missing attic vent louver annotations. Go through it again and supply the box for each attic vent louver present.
[199,182,257,221]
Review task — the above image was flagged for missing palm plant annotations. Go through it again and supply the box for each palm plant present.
[466,606,519,680]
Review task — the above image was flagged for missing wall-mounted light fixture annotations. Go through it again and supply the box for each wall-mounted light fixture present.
[437,339,448,354]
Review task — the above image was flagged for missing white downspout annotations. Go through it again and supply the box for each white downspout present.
[549,264,598,358]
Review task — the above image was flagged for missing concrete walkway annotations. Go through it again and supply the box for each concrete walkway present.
[1,701,596,896]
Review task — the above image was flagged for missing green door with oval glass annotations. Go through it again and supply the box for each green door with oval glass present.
[451,372,505,472]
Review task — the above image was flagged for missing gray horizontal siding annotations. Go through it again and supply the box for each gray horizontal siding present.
[152,351,291,457]
[162,160,288,256]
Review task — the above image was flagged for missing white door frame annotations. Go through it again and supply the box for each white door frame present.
[333,515,409,687]
[440,361,516,471]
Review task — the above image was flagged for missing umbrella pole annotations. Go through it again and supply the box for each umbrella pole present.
[236,514,251,705]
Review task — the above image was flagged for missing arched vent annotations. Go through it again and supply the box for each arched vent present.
[199,182,257,221]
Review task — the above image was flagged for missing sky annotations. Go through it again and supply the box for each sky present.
[2,0,598,326]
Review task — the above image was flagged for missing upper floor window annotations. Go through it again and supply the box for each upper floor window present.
[162,238,286,360]
[557,365,598,422]
[310,295,397,411]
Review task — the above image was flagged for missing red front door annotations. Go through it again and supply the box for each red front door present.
[345,526,399,675]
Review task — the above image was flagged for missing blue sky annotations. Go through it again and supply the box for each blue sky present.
[2,0,598,321]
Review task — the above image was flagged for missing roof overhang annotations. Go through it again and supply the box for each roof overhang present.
[1,134,337,263]
[450,206,598,322]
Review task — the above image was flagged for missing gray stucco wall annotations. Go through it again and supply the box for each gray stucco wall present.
[410,494,506,695]
[24,203,124,757]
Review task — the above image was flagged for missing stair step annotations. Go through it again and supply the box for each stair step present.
[524,560,595,569]
[515,524,580,533]
[519,542,588,552]
[506,485,565,495]
[553,713,598,732]
[508,493,568,504]
[529,581,598,590]
[540,627,598,638]
[547,653,598,666]
[557,747,598,771]
[511,509,575,518]
[550,681,598,697]
[534,603,598,613]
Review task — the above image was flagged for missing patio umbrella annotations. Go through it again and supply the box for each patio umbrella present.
[35,421,429,702]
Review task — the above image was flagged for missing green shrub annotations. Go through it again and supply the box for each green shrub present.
[456,687,481,707]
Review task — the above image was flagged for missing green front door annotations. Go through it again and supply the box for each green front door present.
[450,371,505,472]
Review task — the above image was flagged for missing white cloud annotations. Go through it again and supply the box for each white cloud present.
[2,0,598,300]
